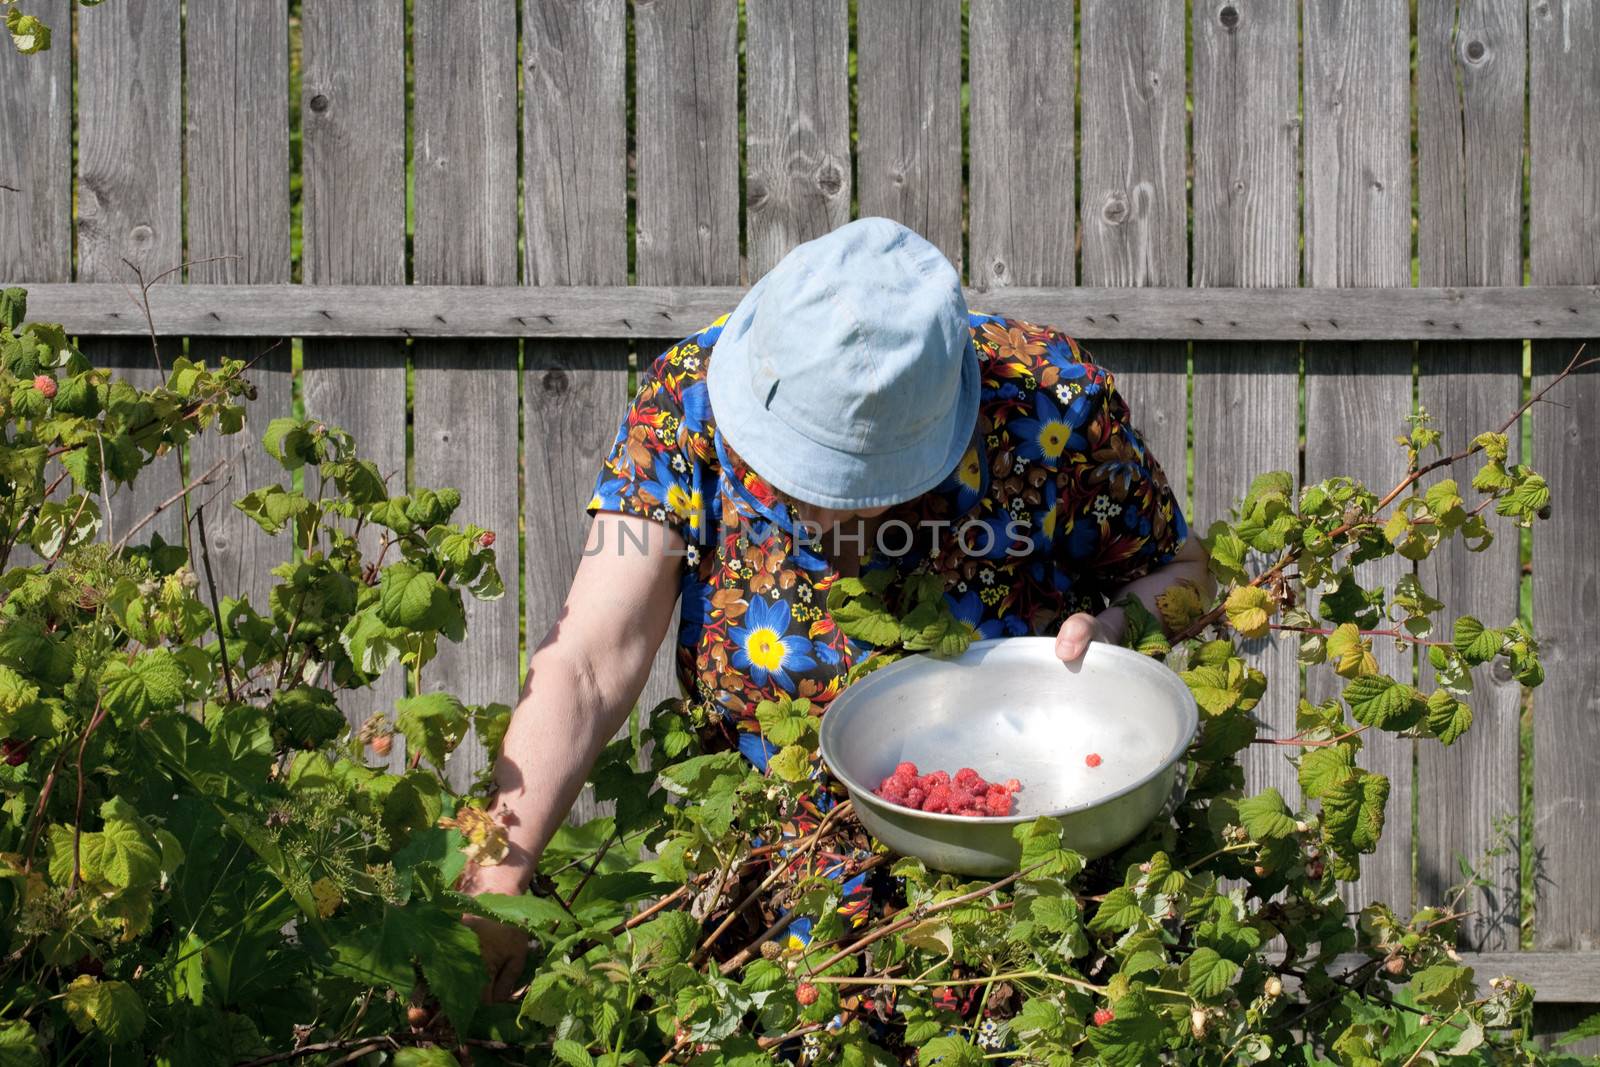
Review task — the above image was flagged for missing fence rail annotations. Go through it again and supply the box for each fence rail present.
[2,0,1598,1034]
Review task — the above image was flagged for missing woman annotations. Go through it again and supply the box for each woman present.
[461,218,1211,999]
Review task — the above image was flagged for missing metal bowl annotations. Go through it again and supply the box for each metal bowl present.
[817,637,1198,877]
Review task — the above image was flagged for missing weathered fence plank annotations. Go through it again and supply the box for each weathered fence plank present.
[856,0,963,268]
[299,0,408,766]
[1078,0,1187,517]
[1191,0,1302,811]
[635,0,739,288]
[76,0,184,546]
[0,0,71,284]
[1414,0,1525,953]
[1531,0,1600,1049]
[1301,0,1414,915]
[20,283,1600,342]
[523,0,633,823]
[0,0,71,569]
[184,0,293,614]
[969,0,1075,289]
[412,0,521,791]
[744,0,851,278]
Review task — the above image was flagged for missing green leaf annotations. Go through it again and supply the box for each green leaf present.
[766,744,814,783]
[1556,1011,1600,1047]
[62,977,146,1045]
[918,1036,983,1066]
[1224,585,1272,639]
[101,649,187,723]
[377,562,459,632]
[1410,963,1476,1013]
[1183,946,1239,1000]
[0,1020,43,1067]
[552,1040,594,1067]
[6,9,51,54]
[1343,674,1418,729]
[1425,690,1473,746]
[331,903,481,1034]
[1087,991,1168,1067]
[1237,788,1298,840]
[1087,887,1143,934]
[394,1049,462,1067]
[1451,616,1503,665]
[631,910,700,967]
[395,692,469,769]
[1299,744,1356,798]
[273,686,346,748]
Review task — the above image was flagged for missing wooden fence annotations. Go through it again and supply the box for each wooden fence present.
[3,0,1599,1038]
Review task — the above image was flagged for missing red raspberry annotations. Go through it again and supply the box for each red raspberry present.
[893,761,918,779]
[1092,1007,1115,1027]
[370,734,393,757]
[984,792,1013,816]
[925,785,952,813]
[32,374,56,399]
[1004,778,1021,792]
[1085,753,1103,768]
[954,767,980,787]
[927,770,950,787]
[796,981,819,1006]
[905,787,925,807]
[479,530,496,547]
[1,738,28,766]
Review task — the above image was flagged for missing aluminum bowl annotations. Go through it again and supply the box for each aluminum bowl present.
[817,637,1198,877]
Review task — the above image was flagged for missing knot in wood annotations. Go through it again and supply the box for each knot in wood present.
[541,369,569,394]
[816,163,844,196]
[1219,5,1240,29]
[1491,660,1514,684]
[991,259,1006,279]
[309,93,330,113]
[1464,39,1487,63]
[128,224,154,247]
[1101,192,1130,225]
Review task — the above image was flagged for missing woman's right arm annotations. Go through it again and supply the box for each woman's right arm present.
[459,511,685,997]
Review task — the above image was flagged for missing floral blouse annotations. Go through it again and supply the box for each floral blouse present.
[588,313,1187,764]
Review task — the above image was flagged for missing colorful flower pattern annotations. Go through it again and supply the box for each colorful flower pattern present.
[589,311,1188,742]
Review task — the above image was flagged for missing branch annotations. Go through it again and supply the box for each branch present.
[1268,623,1449,648]
[111,450,239,553]
[194,505,235,702]
[1175,346,1596,644]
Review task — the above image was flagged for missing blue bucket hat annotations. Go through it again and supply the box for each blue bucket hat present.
[705,217,979,511]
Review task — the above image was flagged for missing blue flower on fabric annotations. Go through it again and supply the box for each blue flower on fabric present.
[1044,335,1087,373]
[947,590,1005,640]
[730,597,818,692]
[1065,513,1100,560]
[680,378,712,436]
[639,470,705,535]
[1008,390,1091,468]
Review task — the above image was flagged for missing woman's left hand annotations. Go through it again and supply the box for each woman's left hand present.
[1055,608,1126,663]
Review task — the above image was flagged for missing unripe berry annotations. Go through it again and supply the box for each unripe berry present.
[795,981,819,1006]
[1264,976,1283,998]
[1190,1006,1208,1039]
[1383,956,1406,976]
[479,530,496,547]
[1295,820,1310,833]
[1253,864,1270,878]
[33,374,56,399]
[406,1004,430,1027]
[371,733,393,757]
[1091,1007,1115,1027]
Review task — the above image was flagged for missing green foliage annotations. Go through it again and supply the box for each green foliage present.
[0,292,1574,1064]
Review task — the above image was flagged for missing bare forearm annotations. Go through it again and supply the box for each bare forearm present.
[458,644,632,894]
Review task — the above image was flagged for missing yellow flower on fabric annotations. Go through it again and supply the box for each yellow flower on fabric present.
[666,484,703,532]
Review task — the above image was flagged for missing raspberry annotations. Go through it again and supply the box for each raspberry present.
[1092,1007,1115,1027]
[1004,778,1021,793]
[795,981,819,1006]
[924,784,952,812]
[893,761,918,779]
[954,767,980,787]
[1264,976,1283,998]
[479,530,496,548]
[1,738,28,766]
[1383,956,1405,976]
[927,770,950,787]
[406,1004,431,1027]
[984,792,1012,816]
[1085,753,1102,768]
[371,733,393,757]
[905,787,925,807]
[32,374,56,399]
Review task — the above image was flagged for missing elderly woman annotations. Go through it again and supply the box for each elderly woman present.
[462,218,1211,997]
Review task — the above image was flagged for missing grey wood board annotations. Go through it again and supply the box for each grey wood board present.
[75,0,184,547]
[184,0,292,614]
[23,283,1600,341]
[634,0,739,286]
[744,0,851,277]
[1413,0,1526,952]
[522,0,627,288]
[1325,952,1600,1003]
[0,0,71,282]
[1531,0,1600,965]
[413,0,522,791]
[523,344,630,823]
[300,0,407,767]
[1079,0,1187,603]
[1079,0,1186,290]
[1192,0,1302,812]
[1302,0,1414,915]
[968,0,1075,288]
[856,0,963,268]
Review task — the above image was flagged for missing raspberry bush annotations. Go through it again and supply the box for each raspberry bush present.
[0,283,1595,1065]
